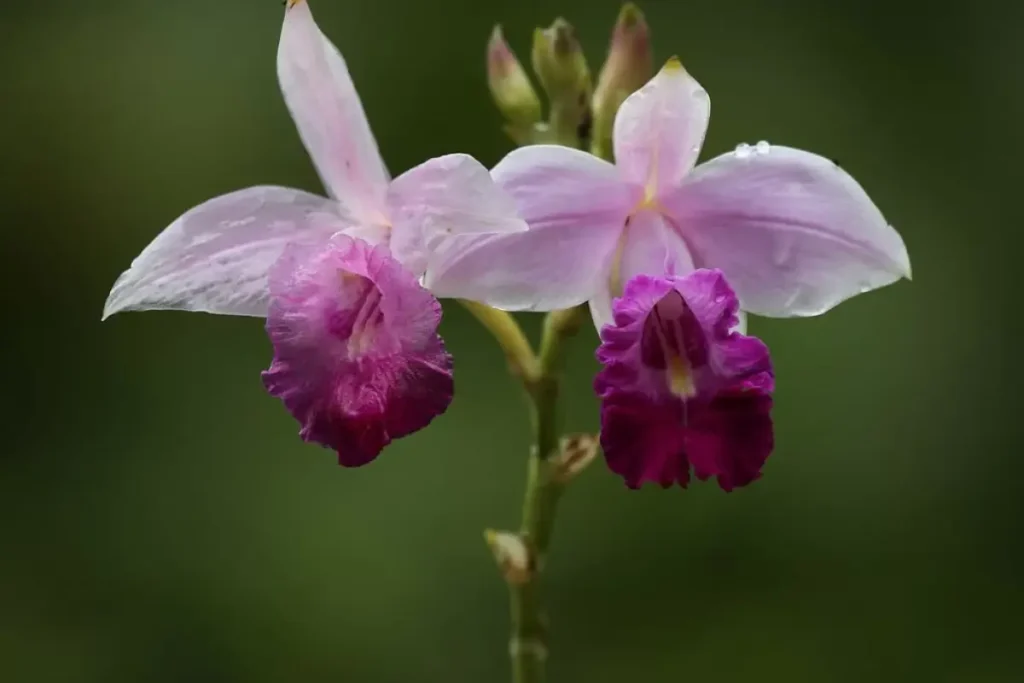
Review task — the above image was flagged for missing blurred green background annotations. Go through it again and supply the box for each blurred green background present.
[2,0,1020,681]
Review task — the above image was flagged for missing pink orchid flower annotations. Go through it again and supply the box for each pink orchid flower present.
[102,0,526,464]
[426,58,911,330]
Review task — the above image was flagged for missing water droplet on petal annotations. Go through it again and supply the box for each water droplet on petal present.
[755,140,771,155]
[734,143,752,159]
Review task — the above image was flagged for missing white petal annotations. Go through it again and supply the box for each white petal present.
[663,145,911,317]
[386,154,527,276]
[426,145,634,311]
[102,186,349,319]
[278,1,389,222]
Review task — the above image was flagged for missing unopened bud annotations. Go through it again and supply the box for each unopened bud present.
[531,19,590,98]
[531,18,592,145]
[552,433,600,484]
[487,25,542,130]
[484,529,532,584]
[591,4,653,159]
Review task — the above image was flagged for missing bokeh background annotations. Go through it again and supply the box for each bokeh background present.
[2,0,1020,681]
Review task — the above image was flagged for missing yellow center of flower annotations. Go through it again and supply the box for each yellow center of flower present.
[647,294,698,400]
[666,352,697,398]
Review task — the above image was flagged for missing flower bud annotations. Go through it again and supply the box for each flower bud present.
[531,18,592,145]
[591,4,654,159]
[484,529,532,584]
[487,25,543,131]
[552,433,600,484]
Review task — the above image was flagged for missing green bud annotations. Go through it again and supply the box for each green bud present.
[487,25,542,132]
[591,4,654,160]
[530,18,592,147]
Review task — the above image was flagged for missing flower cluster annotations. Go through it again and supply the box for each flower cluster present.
[103,0,909,490]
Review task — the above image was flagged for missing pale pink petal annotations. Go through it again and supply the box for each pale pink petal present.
[278,1,389,223]
[385,154,527,276]
[426,145,634,310]
[589,211,695,331]
[613,59,710,192]
[588,284,616,334]
[102,186,351,320]
[662,144,911,317]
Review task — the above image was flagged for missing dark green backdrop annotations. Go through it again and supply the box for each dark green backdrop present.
[2,0,1020,681]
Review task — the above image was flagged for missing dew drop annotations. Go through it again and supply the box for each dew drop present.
[734,143,752,159]
[755,140,771,155]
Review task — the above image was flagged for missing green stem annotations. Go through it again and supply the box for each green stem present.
[547,101,584,148]
[509,305,585,683]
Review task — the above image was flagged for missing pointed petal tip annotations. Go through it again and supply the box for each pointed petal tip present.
[285,0,304,9]
[101,278,128,321]
[663,56,684,72]
[895,233,912,281]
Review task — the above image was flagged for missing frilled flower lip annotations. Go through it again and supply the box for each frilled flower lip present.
[261,234,453,466]
[595,269,775,490]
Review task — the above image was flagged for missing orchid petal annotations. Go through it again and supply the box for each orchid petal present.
[663,145,911,317]
[594,270,774,491]
[590,211,696,330]
[596,271,770,402]
[426,145,633,310]
[102,186,349,320]
[588,286,616,335]
[262,233,453,465]
[613,59,710,192]
[599,396,692,488]
[386,154,527,276]
[685,388,775,492]
[278,1,389,222]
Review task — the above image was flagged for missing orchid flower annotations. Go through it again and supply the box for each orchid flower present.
[426,58,911,330]
[102,0,526,464]
[596,269,774,489]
